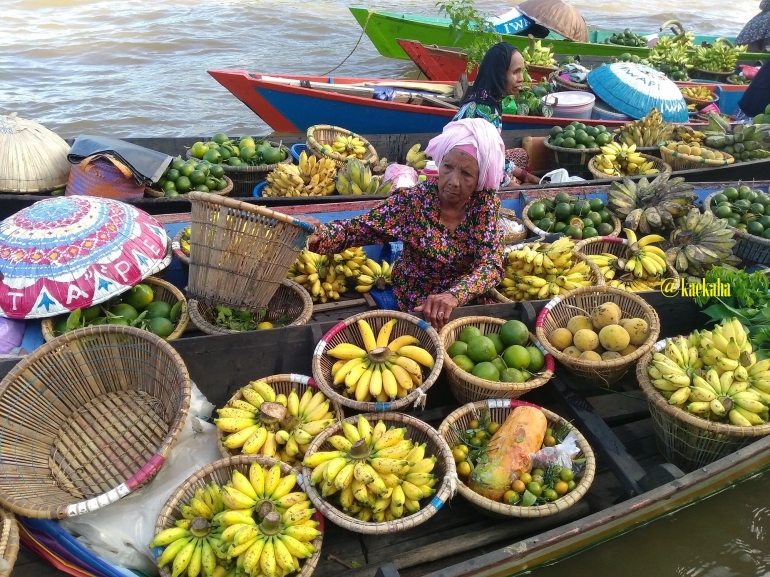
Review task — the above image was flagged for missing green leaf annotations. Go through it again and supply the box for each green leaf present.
[66,309,82,331]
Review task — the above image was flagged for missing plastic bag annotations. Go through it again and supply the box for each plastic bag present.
[383,163,418,189]
[539,169,586,184]
[529,431,581,471]
[59,382,220,576]
[0,318,25,354]
[502,95,518,115]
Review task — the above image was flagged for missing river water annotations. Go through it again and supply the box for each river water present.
[0,0,760,139]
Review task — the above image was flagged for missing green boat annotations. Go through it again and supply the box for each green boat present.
[349,7,766,62]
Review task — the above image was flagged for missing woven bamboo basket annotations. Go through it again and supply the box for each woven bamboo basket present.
[681,91,718,108]
[548,71,589,92]
[703,191,770,265]
[186,192,315,313]
[438,316,555,404]
[438,399,595,518]
[153,455,322,577]
[573,235,681,292]
[189,279,313,335]
[0,325,190,518]
[171,227,190,269]
[490,241,606,305]
[637,341,770,472]
[306,125,378,169]
[499,208,528,244]
[543,136,598,178]
[587,154,672,180]
[40,276,190,343]
[312,310,444,412]
[144,175,233,198]
[535,286,661,386]
[215,374,345,459]
[528,64,559,79]
[521,199,621,239]
[659,143,735,171]
[0,510,18,577]
[301,412,456,535]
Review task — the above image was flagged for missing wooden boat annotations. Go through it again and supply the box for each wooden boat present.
[349,7,769,63]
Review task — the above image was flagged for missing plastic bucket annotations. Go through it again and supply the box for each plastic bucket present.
[253,181,267,197]
[591,99,632,121]
[291,143,307,164]
[542,91,595,120]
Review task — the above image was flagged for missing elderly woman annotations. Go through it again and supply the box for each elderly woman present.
[306,118,505,329]
[738,0,770,53]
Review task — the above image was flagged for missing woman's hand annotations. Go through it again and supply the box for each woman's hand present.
[524,172,540,185]
[414,292,460,330]
[298,216,322,251]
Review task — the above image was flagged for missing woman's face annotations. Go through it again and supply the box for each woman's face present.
[506,51,526,96]
[437,148,479,207]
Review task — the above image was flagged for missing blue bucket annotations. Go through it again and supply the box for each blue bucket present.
[253,181,267,197]
[291,144,307,164]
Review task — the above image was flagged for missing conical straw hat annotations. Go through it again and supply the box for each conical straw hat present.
[516,0,589,43]
[0,114,71,194]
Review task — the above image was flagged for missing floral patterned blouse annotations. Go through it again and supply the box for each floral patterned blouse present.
[314,180,504,312]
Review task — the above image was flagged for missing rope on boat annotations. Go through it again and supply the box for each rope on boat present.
[320,10,374,76]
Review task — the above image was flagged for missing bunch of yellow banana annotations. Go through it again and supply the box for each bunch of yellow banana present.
[149,483,225,577]
[215,379,337,466]
[614,108,675,148]
[212,462,321,577]
[263,153,337,198]
[587,229,669,292]
[681,85,715,101]
[286,249,351,303]
[496,238,592,300]
[327,318,435,402]
[354,259,392,293]
[672,125,706,144]
[332,134,369,159]
[595,142,660,177]
[336,158,393,196]
[405,144,430,170]
[179,227,191,257]
[303,414,438,523]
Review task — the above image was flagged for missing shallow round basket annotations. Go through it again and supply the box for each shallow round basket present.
[521,198,621,239]
[215,374,345,459]
[311,310,444,412]
[306,125,378,169]
[535,286,661,386]
[573,235,681,292]
[659,144,735,171]
[490,242,606,304]
[438,399,596,519]
[703,191,770,265]
[145,176,233,198]
[154,455,322,577]
[189,279,313,335]
[681,91,718,108]
[40,276,190,343]
[0,325,191,519]
[527,64,559,80]
[543,136,600,178]
[499,208,528,244]
[690,68,733,83]
[587,153,672,180]
[438,316,555,404]
[548,71,589,92]
[171,227,190,269]
[0,509,18,577]
[637,341,770,473]
[301,412,456,535]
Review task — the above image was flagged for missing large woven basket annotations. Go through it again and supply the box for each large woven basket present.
[301,412,456,535]
[490,242,606,304]
[153,455,322,577]
[145,175,233,198]
[703,191,770,265]
[573,235,681,292]
[637,341,770,473]
[215,374,345,460]
[306,125,378,169]
[438,399,595,518]
[499,208,528,244]
[535,286,661,386]
[659,143,735,171]
[0,510,18,577]
[189,279,313,335]
[587,154,672,180]
[312,310,444,412]
[186,192,315,314]
[521,199,622,239]
[438,316,555,404]
[41,276,190,343]
[690,68,733,83]
[548,71,589,92]
[543,137,598,178]
[171,227,190,269]
[0,325,190,519]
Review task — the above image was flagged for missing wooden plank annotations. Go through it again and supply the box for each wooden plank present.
[420,94,459,110]
[587,390,650,425]
[312,298,368,313]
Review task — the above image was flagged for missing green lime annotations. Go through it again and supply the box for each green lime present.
[752,203,765,215]
[586,211,602,227]
[194,162,211,175]
[471,362,500,381]
[502,345,531,369]
[459,326,483,344]
[538,217,554,232]
[586,126,599,138]
[589,198,604,211]
[550,126,564,137]
[123,284,154,310]
[582,226,598,238]
[500,320,529,347]
[543,488,559,502]
[561,137,576,148]
[595,125,607,133]
[486,333,505,354]
[526,346,545,372]
[108,317,130,326]
[712,193,728,205]
[555,192,572,204]
[466,336,498,363]
[714,206,733,219]
[554,202,572,222]
[553,137,565,147]
[554,221,567,233]
[763,229,770,239]
[526,482,543,497]
[202,149,222,164]
[209,164,225,179]
[216,178,228,191]
[218,146,232,161]
[189,170,206,186]
[212,132,230,145]
[165,190,180,198]
[261,146,283,165]
[166,168,181,182]
[170,157,186,170]
[575,130,589,145]
[723,187,739,201]
[179,163,195,177]
[111,303,138,323]
[759,216,770,228]
[595,132,612,146]
[573,200,591,216]
[528,202,547,221]
[169,301,182,323]
[447,341,468,358]
[228,157,243,166]
[491,357,507,374]
[500,368,525,383]
[176,176,192,193]
[564,225,583,239]
[452,355,476,372]
[190,142,208,159]
[596,222,614,236]
[574,144,586,150]
[205,177,218,190]
[748,221,764,236]
[162,181,176,194]
[598,209,611,223]
[194,185,210,192]
[147,317,175,338]
[145,301,172,319]
[520,490,538,507]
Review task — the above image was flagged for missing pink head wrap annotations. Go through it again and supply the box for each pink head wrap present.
[424,118,505,191]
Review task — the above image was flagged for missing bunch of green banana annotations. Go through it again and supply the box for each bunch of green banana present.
[689,38,747,73]
[665,207,739,277]
[608,173,698,234]
[216,379,338,467]
[150,483,225,577]
[337,158,393,195]
[405,144,430,170]
[303,415,438,523]
[701,113,770,162]
[660,20,695,47]
[522,34,556,67]
[614,108,675,148]
[354,258,392,293]
[647,35,692,81]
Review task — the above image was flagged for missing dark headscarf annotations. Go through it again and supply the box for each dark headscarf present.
[460,43,518,115]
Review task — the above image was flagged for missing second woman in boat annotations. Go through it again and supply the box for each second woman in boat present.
[305,118,506,330]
